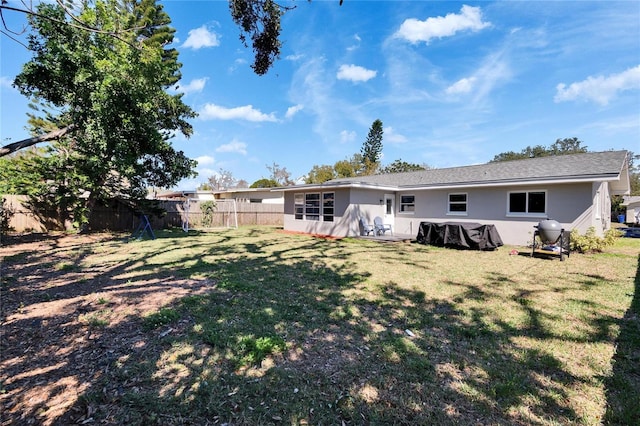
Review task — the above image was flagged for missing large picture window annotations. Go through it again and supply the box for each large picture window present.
[508,191,546,215]
[305,193,321,221]
[448,193,467,214]
[400,195,415,213]
[323,192,334,222]
[295,192,335,221]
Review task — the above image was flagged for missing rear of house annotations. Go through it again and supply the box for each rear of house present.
[277,151,630,246]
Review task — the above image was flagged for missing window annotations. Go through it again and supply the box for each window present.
[323,192,334,222]
[508,191,546,215]
[294,193,304,220]
[296,192,334,221]
[448,193,467,214]
[305,193,320,221]
[400,195,415,213]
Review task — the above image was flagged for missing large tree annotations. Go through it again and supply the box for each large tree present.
[305,164,336,184]
[267,162,295,186]
[2,0,335,84]
[9,0,196,229]
[361,119,383,174]
[200,168,237,191]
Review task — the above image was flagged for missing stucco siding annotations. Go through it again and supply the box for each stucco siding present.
[393,183,596,245]
[282,188,355,236]
[282,181,611,246]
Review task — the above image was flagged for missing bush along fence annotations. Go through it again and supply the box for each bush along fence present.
[1,195,283,233]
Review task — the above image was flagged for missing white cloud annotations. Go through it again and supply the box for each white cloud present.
[216,139,248,155]
[182,25,220,49]
[347,34,362,52]
[228,58,247,74]
[394,5,491,44]
[0,76,13,89]
[286,54,304,61]
[446,77,477,95]
[285,104,304,119]
[554,65,640,106]
[444,51,511,105]
[384,126,408,144]
[176,78,208,94]
[336,64,377,82]
[198,103,277,122]
[195,155,215,166]
[288,56,336,139]
[340,130,356,144]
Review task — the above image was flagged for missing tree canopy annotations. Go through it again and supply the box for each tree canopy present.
[490,139,638,196]
[229,0,291,76]
[5,0,196,229]
[250,178,279,188]
[490,138,588,162]
[380,159,427,174]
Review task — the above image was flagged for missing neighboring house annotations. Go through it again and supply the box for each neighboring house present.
[622,196,640,224]
[156,188,284,204]
[275,151,631,245]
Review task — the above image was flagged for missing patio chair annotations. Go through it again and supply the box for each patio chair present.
[360,217,375,236]
[374,216,392,236]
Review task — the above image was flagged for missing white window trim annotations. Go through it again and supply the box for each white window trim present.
[305,192,321,221]
[447,192,468,216]
[294,193,304,220]
[322,191,335,222]
[506,190,547,218]
[399,194,416,215]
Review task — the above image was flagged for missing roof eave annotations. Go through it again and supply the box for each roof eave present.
[272,182,398,192]
[396,174,623,191]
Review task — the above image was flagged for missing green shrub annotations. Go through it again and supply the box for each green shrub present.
[570,227,622,253]
[235,335,286,366]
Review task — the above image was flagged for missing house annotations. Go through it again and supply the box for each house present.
[155,188,284,204]
[275,151,631,245]
[622,195,640,224]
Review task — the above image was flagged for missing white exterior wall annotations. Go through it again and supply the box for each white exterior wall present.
[283,182,608,246]
[283,188,391,236]
[395,183,596,245]
[625,200,640,224]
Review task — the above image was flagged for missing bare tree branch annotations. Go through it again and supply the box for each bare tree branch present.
[0,124,74,157]
[0,2,146,50]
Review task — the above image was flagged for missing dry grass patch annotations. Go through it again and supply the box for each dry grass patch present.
[0,227,638,425]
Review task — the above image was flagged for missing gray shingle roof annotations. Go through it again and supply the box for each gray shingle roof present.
[325,150,628,188]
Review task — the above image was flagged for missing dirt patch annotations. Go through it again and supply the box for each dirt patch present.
[0,233,211,425]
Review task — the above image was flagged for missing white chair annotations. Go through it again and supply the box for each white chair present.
[360,217,375,236]
[374,216,392,236]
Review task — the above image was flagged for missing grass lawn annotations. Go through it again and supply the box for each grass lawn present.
[1,227,638,425]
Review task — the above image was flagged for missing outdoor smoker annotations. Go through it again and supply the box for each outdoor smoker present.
[531,219,570,261]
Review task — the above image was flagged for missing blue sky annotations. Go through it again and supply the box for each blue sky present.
[1,1,639,189]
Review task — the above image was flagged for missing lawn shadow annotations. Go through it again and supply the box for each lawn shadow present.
[604,253,640,424]
[0,229,635,425]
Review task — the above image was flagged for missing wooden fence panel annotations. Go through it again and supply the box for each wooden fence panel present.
[2,195,283,232]
[2,195,47,232]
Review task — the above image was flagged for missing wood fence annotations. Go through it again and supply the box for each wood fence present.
[1,195,283,233]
